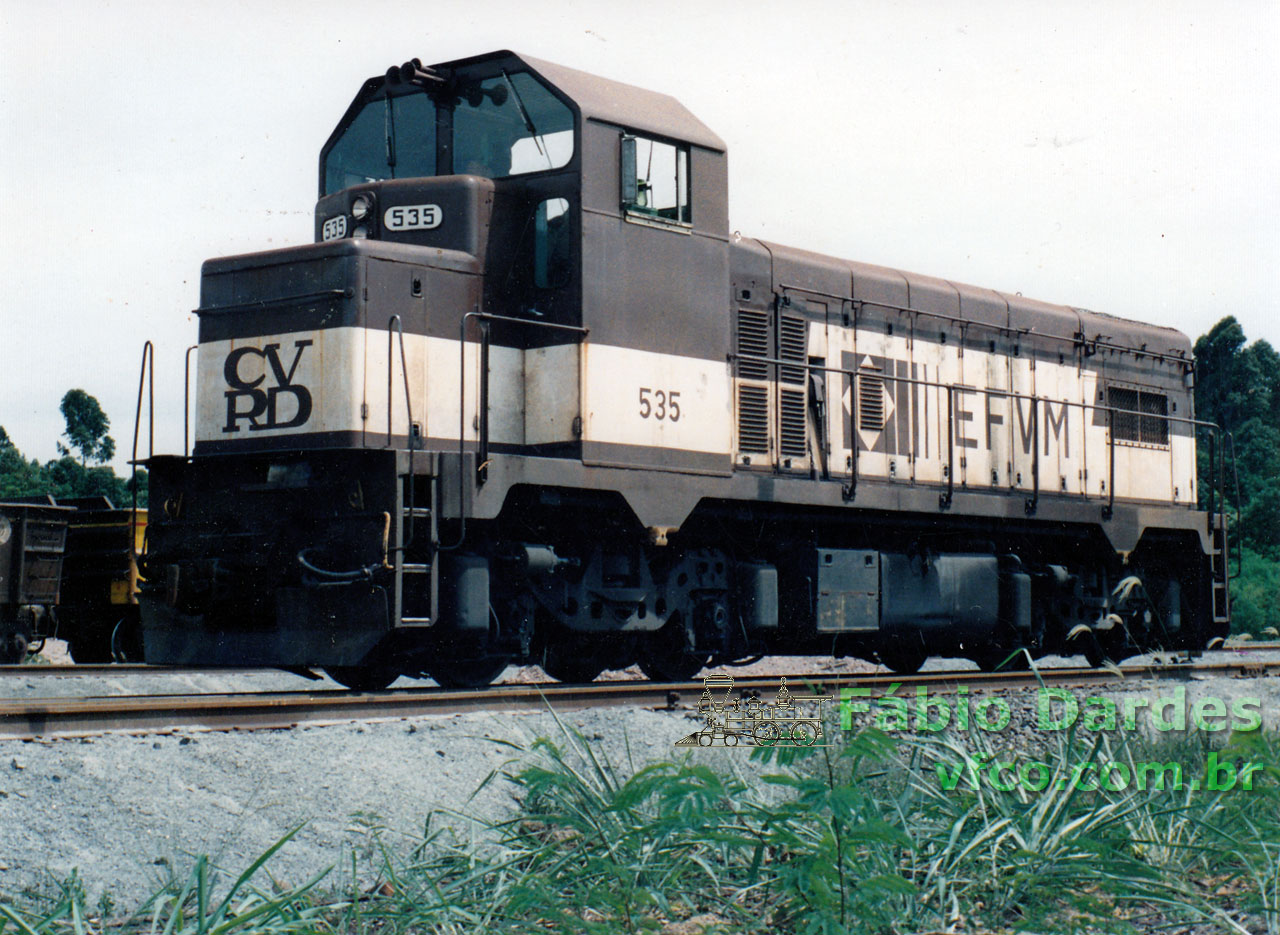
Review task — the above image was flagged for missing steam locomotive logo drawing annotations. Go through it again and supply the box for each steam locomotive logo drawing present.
[675,676,833,748]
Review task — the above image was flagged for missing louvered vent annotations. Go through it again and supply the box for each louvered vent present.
[779,389,808,458]
[779,316,807,385]
[738,384,769,453]
[737,310,769,380]
[859,372,885,431]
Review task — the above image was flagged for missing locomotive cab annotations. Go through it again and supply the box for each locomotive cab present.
[141,51,739,682]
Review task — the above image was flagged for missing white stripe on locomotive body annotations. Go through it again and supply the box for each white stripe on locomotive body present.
[196,323,1195,506]
[580,344,732,455]
[195,329,731,455]
[198,328,549,446]
[802,320,1194,506]
[196,327,366,441]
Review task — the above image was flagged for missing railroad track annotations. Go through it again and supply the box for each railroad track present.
[2,657,1279,740]
[0,664,246,678]
[3,643,1279,679]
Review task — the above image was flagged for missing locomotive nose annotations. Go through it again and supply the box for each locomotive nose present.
[314,175,495,262]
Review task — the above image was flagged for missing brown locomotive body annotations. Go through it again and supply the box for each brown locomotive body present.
[134,51,1229,688]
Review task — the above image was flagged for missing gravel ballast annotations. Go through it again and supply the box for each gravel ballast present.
[2,646,1278,910]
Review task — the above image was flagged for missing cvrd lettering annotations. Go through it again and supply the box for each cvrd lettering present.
[222,340,314,433]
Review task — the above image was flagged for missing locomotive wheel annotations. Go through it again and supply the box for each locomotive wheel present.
[68,609,144,664]
[540,646,605,684]
[325,666,400,691]
[0,608,30,664]
[637,648,708,683]
[67,620,114,664]
[974,646,1031,673]
[67,636,113,664]
[878,637,927,675]
[1082,636,1116,669]
[428,657,509,689]
[638,615,709,682]
[0,632,30,664]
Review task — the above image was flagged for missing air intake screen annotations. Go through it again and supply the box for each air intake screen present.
[737,310,769,380]
[779,388,808,458]
[779,316,807,385]
[859,372,884,431]
[738,384,769,453]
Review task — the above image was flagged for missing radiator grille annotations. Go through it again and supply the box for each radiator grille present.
[1108,386,1168,445]
[779,389,808,458]
[737,310,769,380]
[737,384,769,453]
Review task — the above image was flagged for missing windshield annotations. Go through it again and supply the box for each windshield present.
[323,70,574,194]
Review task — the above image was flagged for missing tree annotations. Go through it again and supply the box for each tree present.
[1193,317,1280,635]
[0,426,44,499]
[58,389,115,465]
[1193,318,1277,431]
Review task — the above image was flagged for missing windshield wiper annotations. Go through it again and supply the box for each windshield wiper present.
[384,96,397,172]
[502,69,550,163]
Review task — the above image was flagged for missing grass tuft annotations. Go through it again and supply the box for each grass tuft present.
[2,719,1278,933]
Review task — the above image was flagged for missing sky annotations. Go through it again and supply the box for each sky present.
[2,0,1277,473]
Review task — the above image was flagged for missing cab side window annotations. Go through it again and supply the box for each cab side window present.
[620,134,690,225]
[534,197,572,289]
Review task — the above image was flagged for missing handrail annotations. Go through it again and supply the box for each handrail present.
[941,386,954,509]
[775,284,1192,364]
[387,315,416,550]
[1227,431,1241,579]
[182,345,197,458]
[1028,398,1040,515]
[439,311,589,552]
[732,352,1221,436]
[194,289,349,317]
[843,374,858,501]
[1104,408,1115,519]
[130,341,154,562]
[777,283,1034,339]
[731,350,1224,517]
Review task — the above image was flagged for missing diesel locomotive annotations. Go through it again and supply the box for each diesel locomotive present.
[138,50,1232,689]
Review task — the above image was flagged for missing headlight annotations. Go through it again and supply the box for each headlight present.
[351,194,373,221]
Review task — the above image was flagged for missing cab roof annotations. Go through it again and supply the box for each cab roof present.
[432,49,727,152]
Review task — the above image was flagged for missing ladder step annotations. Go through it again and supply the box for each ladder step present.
[401,617,432,625]
[404,508,433,518]
[402,563,431,574]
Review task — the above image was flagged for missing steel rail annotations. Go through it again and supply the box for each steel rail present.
[3,658,1280,740]
[4,646,1279,680]
[4,645,1280,678]
[0,664,251,678]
